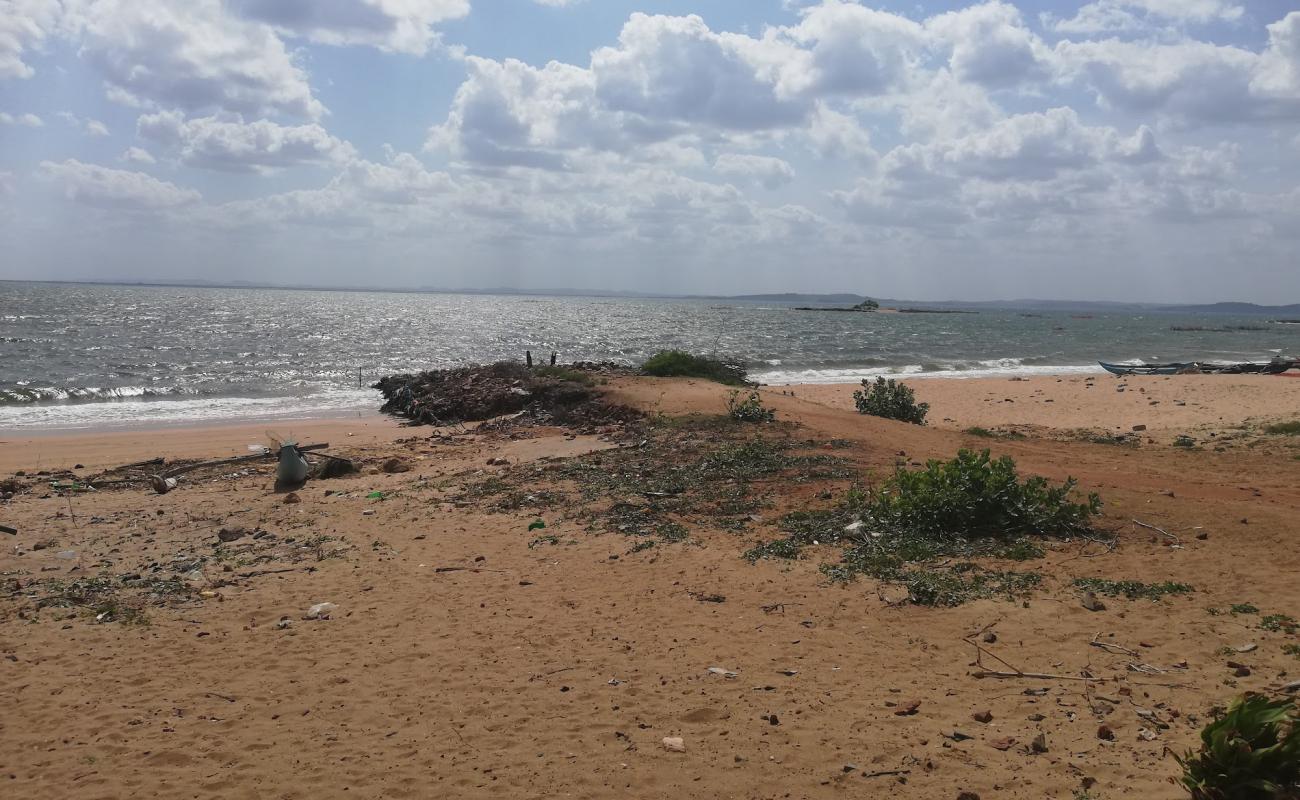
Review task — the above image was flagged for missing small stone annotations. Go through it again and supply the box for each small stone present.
[894,700,921,716]
[1031,733,1048,753]
[662,737,685,752]
[982,631,998,644]
[304,602,337,620]
[282,493,301,505]
[767,714,780,726]
[1081,592,1107,612]
[217,527,246,543]
[972,711,993,724]
[1132,424,1147,432]
[989,737,1016,751]
[1196,531,1209,540]
[381,458,410,474]
[843,763,858,773]
[957,793,981,800]
[1097,725,1116,741]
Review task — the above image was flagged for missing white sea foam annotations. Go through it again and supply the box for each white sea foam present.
[752,361,1106,386]
[0,387,381,430]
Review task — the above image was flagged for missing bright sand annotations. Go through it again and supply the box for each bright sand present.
[2,374,1298,799]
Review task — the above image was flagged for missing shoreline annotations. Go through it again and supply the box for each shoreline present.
[5,373,1299,472]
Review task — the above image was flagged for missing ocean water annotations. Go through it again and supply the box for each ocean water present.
[2,281,1296,430]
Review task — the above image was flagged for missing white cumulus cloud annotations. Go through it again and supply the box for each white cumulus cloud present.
[38,158,201,209]
[227,0,470,55]
[137,111,356,172]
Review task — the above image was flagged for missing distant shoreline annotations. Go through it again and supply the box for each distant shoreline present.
[2,278,1297,315]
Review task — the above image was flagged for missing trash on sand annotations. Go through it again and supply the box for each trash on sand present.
[367,491,385,500]
[528,519,547,531]
[662,737,686,752]
[707,667,738,678]
[305,602,338,620]
[0,524,16,536]
[276,443,310,488]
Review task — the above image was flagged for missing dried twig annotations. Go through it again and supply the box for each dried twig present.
[862,769,911,779]
[965,635,1096,683]
[1132,518,1180,544]
[1089,633,1139,657]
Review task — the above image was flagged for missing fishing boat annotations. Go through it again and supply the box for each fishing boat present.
[1099,358,1299,376]
[1099,361,1197,376]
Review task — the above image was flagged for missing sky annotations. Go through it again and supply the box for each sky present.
[1,0,1298,302]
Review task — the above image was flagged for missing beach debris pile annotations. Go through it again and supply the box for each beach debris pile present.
[374,361,638,428]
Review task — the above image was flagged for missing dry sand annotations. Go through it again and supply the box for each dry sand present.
[2,375,1299,799]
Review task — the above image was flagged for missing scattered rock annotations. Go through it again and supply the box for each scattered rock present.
[304,602,337,620]
[282,492,301,505]
[1097,725,1116,741]
[662,736,686,752]
[957,793,981,800]
[972,711,993,724]
[894,700,921,716]
[487,457,510,466]
[707,667,738,679]
[1132,424,1147,432]
[1030,733,1048,753]
[989,737,1016,751]
[217,527,246,543]
[982,631,998,644]
[843,764,858,773]
[1080,592,1107,612]
[381,458,410,474]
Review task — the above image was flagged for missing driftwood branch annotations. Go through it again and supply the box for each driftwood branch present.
[1132,518,1180,544]
[1089,633,1140,657]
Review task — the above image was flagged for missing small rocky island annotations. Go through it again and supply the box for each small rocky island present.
[793,298,880,312]
[792,298,977,314]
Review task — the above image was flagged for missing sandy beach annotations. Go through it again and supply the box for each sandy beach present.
[2,373,1298,799]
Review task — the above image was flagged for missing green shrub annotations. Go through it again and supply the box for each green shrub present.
[641,350,748,385]
[1176,695,1299,800]
[726,390,775,423]
[743,450,1101,606]
[854,377,929,424]
[1264,420,1300,436]
[867,449,1100,540]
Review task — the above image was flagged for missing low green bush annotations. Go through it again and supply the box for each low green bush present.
[744,449,1102,606]
[1176,695,1299,800]
[726,390,775,423]
[1264,420,1300,435]
[641,350,748,385]
[868,449,1100,540]
[854,377,929,424]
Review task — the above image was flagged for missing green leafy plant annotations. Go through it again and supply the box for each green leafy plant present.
[726,390,776,423]
[1261,614,1298,634]
[1073,577,1194,601]
[867,449,1100,540]
[852,298,880,311]
[854,377,929,425]
[745,450,1101,606]
[1175,695,1299,800]
[641,350,748,385]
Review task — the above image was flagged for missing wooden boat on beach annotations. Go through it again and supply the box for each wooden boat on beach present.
[1100,359,1299,376]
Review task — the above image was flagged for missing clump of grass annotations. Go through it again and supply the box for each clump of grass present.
[1262,614,1298,634]
[726,390,775,423]
[854,377,929,425]
[533,365,596,386]
[1283,644,1300,659]
[745,450,1101,606]
[1072,577,1194,601]
[1174,435,1197,448]
[966,427,1027,440]
[1231,603,1261,615]
[1175,695,1299,800]
[641,350,748,385]
[1264,420,1300,436]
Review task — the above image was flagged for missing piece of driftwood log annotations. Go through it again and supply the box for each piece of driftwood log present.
[0,524,17,535]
